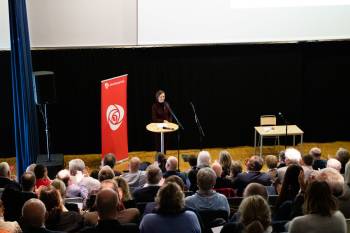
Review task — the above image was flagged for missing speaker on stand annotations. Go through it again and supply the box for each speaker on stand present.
[33,71,63,178]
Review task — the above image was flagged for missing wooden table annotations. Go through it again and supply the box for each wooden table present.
[254,125,304,156]
[146,122,179,153]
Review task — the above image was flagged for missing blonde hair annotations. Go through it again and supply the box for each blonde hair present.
[219,150,232,172]
[239,195,271,233]
[114,176,132,201]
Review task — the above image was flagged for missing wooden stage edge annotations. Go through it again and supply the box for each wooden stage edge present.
[2,141,350,173]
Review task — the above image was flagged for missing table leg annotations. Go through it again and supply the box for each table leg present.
[301,134,303,144]
[293,135,295,146]
[254,129,257,155]
[260,135,263,157]
[161,132,164,154]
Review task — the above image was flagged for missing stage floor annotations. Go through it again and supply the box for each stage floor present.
[2,141,350,174]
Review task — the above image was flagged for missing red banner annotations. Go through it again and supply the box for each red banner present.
[101,75,128,161]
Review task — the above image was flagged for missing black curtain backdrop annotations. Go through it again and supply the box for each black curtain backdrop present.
[1,41,350,156]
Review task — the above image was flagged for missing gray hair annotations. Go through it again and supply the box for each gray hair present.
[317,167,344,196]
[0,162,10,177]
[68,159,85,176]
[197,167,216,191]
[285,148,301,165]
[197,151,211,167]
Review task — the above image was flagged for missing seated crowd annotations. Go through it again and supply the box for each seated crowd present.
[0,146,350,233]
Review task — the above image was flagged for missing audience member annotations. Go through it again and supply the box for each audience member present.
[229,161,243,181]
[211,162,232,189]
[80,189,139,233]
[21,198,64,233]
[163,156,188,187]
[114,176,135,208]
[0,162,19,189]
[301,154,314,181]
[274,165,302,220]
[185,167,230,214]
[39,186,83,233]
[338,161,350,218]
[34,164,51,189]
[218,150,232,178]
[221,195,272,233]
[68,159,86,184]
[51,179,66,198]
[188,151,211,192]
[133,165,162,203]
[233,156,271,196]
[288,181,346,233]
[98,166,115,182]
[102,153,122,176]
[277,148,301,183]
[83,179,140,226]
[154,152,167,173]
[243,183,268,200]
[25,164,36,174]
[265,155,278,183]
[140,182,201,233]
[336,148,350,174]
[121,157,146,192]
[326,158,342,173]
[143,175,186,216]
[0,200,21,233]
[1,172,36,221]
[309,147,326,170]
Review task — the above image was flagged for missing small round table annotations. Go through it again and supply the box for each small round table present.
[146,122,179,153]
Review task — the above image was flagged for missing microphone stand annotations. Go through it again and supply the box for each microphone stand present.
[165,102,184,171]
[190,102,205,150]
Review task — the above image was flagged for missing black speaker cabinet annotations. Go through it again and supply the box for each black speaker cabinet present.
[36,153,64,179]
[33,71,57,105]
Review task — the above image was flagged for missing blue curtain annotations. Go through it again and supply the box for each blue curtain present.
[8,0,39,178]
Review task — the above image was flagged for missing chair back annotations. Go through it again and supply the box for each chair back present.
[197,209,228,233]
[346,218,350,233]
[214,188,235,198]
[268,194,279,206]
[136,202,149,215]
[260,115,276,126]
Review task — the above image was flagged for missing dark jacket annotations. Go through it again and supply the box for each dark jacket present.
[133,185,160,203]
[80,219,139,233]
[232,171,271,196]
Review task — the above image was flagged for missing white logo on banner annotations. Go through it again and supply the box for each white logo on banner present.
[104,82,110,89]
[106,104,124,131]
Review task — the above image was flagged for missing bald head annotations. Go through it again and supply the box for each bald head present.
[211,162,222,177]
[22,199,46,228]
[96,188,119,220]
[166,156,178,171]
[0,162,10,178]
[129,157,141,173]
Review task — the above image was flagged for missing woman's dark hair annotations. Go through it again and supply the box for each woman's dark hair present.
[90,169,99,180]
[34,164,47,179]
[188,155,197,167]
[304,180,337,216]
[39,186,62,224]
[155,90,165,101]
[276,164,302,208]
[156,182,185,215]
[155,152,166,173]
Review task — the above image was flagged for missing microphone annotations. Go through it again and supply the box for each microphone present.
[278,112,284,119]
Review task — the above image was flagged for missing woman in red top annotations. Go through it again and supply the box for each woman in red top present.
[34,164,51,189]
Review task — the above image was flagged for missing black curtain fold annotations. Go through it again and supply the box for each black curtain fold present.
[1,42,350,156]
